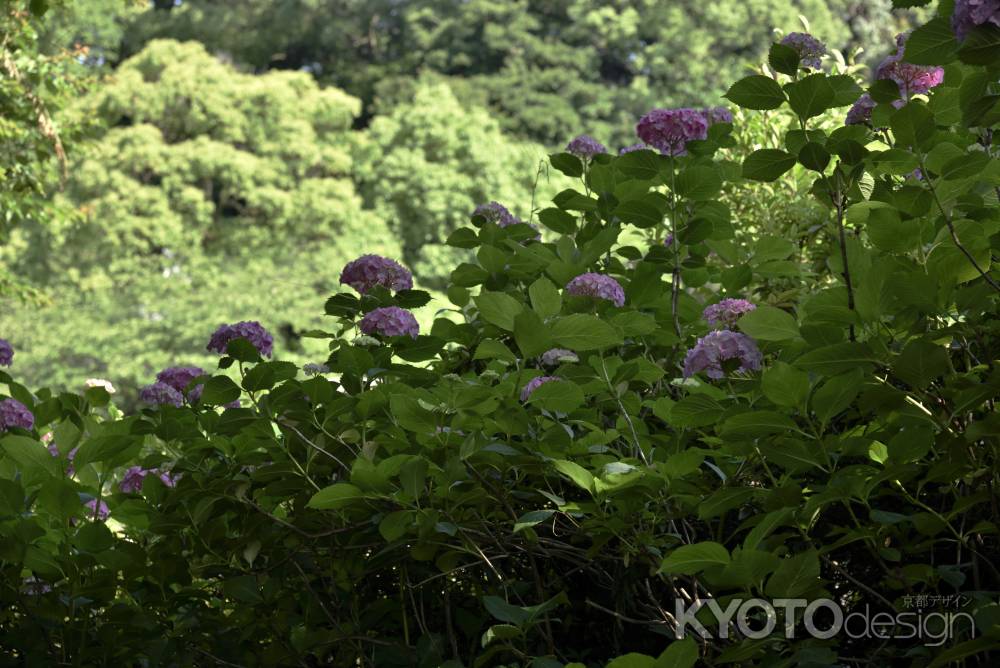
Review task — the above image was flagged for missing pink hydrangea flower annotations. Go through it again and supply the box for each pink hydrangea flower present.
[636,108,709,156]
[683,330,763,379]
[339,255,414,295]
[565,273,626,307]
[702,299,757,328]
[359,306,419,339]
[875,33,945,100]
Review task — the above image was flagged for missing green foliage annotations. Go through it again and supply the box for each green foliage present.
[113,0,930,145]
[356,79,560,285]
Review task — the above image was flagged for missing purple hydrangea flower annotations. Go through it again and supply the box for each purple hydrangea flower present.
[0,339,12,367]
[846,93,877,126]
[540,348,579,366]
[702,298,757,328]
[207,321,274,358]
[664,233,675,248]
[359,306,419,339]
[952,0,1000,41]
[83,499,110,522]
[339,254,414,295]
[565,134,607,159]
[0,398,34,432]
[139,382,184,408]
[780,32,827,70]
[565,273,626,307]
[520,376,560,402]
[636,108,709,156]
[703,107,733,125]
[875,33,945,100]
[619,143,648,155]
[683,330,763,379]
[473,201,520,227]
[156,366,205,402]
[120,466,179,494]
[21,577,52,596]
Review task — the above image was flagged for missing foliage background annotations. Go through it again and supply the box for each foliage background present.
[0,0,927,401]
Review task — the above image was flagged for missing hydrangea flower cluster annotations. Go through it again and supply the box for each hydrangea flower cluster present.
[359,306,420,339]
[683,330,763,379]
[0,339,12,367]
[780,32,827,69]
[473,201,520,227]
[952,0,1000,41]
[636,108,709,156]
[207,321,274,357]
[619,143,647,155]
[663,233,675,248]
[520,376,560,401]
[565,273,626,307]
[702,106,733,125]
[156,366,205,402]
[120,466,179,494]
[339,254,414,295]
[565,134,607,159]
[702,298,756,328]
[540,348,579,366]
[139,382,184,408]
[0,398,34,431]
[303,363,330,376]
[845,93,877,125]
[875,33,945,100]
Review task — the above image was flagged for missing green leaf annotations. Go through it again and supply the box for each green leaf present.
[474,339,517,364]
[812,369,864,425]
[72,435,140,470]
[721,412,799,438]
[399,457,428,499]
[513,509,556,533]
[656,638,699,668]
[725,75,787,110]
[550,152,583,177]
[903,16,959,65]
[526,378,584,413]
[794,342,876,376]
[785,74,835,120]
[307,483,367,510]
[761,362,810,408]
[606,654,657,668]
[474,292,523,331]
[529,277,562,318]
[742,149,797,181]
[674,166,722,201]
[765,550,820,597]
[940,152,991,180]
[669,394,725,428]
[537,208,576,235]
[615,198,663,228]
[958,24,1000,67]
[659,541,730,575]
[0,435,60,477]
[892,339,950,389]
[768,42,800,76]
[550,314,623,351]
[551,460,594,495]
[514,309,555,358]
[737,305,800,341]
[201,375,242,405]
[798,141,830,173]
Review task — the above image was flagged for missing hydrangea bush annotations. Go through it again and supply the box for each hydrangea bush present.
[1,2,999,665]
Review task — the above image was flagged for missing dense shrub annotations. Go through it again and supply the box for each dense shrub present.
[1,2,1000,666]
